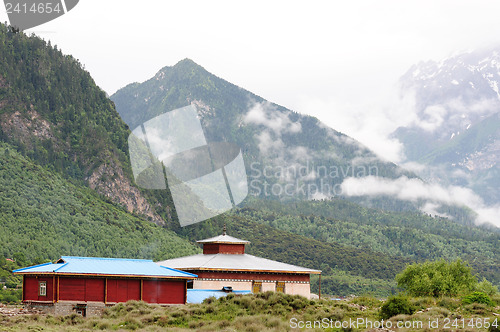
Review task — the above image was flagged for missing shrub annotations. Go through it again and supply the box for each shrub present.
[379,296,416,319]
[62,313,83,325]
[463,303,488,315]
[427,307,450,318]
[291,297,309,310]
[476,278,498,296]
[492,294,500,306]
[327,308,344,321]
[203,296,215,304]
[437,297,460,311]
[410,297,434,309]
[237,296,253,309]
[351,296,381,307]
[97,321,110,330]
[396,259,477,297]
[462,292,495,306]
[120,317,142,330]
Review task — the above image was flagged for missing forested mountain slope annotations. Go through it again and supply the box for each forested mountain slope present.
[0,23,174,225]
[234,199,500,287]
[0,141,200,264]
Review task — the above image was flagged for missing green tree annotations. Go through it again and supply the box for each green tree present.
[396,259,477,297]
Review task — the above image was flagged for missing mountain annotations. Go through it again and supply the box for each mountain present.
[0,23,182,225]
[111,59,416,209]
[110,57,500,292]
[1,24,498,297]
[0,25,405,296]
[395,47,500,204]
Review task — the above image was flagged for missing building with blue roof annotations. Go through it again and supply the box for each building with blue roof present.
[13,256,197,316]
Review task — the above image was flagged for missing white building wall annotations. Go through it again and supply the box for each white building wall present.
[193,279,311,299]
[261,282,275,292]
[193,279,252,291]
[285,283,311,299]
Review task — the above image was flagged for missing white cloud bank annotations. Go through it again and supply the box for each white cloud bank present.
[296,89,417,163]
[341,176,500,227]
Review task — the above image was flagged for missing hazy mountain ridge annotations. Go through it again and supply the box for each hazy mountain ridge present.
[112,59,415,207]
[396,47,500,204]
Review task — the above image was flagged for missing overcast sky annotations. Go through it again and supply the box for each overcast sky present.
[2,0,500,162]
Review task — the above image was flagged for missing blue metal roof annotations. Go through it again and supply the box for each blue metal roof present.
[186,289,251,304]
[13,256,197,279]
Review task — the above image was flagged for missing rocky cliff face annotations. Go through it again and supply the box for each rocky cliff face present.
[86,162,164,225]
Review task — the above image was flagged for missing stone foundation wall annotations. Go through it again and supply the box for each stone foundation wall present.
[26,302,106,317]
[25,302,56,315]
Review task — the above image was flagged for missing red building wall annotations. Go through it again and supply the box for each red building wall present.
[23,276,55,302]
[142,279,186,304]
[203,243,245,255]
[195,271,310,282]
[106,278,140,303]
[22,275,188,305]
[58,277,105,302]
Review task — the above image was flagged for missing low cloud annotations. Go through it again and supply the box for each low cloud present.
[399,161,427,173]
[255,131,285,156]
[418,105,447,131]
[244,102,301,135]
[421,202,452,219]
[410,96,500,133]
[297,90,416,163]
[341,175,500,227]
[243,101,305,160]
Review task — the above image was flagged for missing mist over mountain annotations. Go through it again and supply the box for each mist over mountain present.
[111,59,420,210]
[395,46,500,205]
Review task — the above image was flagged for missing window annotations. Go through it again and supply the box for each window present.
[39,281,47,296]
[276,282,285,293]
[252,281,262,293]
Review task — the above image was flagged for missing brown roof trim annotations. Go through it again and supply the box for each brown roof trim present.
[178,267,321,274]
